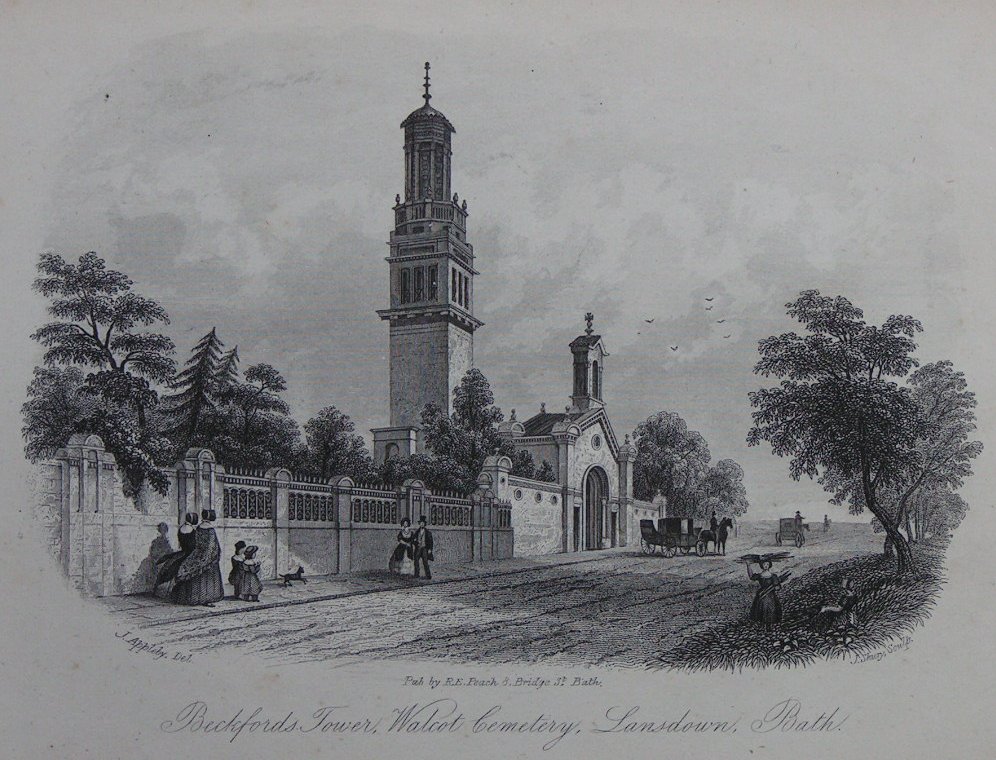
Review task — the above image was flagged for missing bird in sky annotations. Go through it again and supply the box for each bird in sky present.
[637,331,641,335]
[670,345,678,351]
[723,334,731,339]
[717,319,726,323]
[644,318,655,324]
[705,297,714,302]
[705,306,713,311]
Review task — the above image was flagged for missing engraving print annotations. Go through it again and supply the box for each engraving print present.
[23,54,982,675]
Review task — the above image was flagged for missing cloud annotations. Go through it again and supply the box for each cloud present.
[37,22,981,518]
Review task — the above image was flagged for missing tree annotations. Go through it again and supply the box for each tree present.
[228,362,290,449]
[209,362,301,470]
[901,361,981,539]
[163,327,225,451]
[510,449,537,479]
[29,252,176,494]
[31,252,175,393]
[912,485,968,539]
[377,452,472,493]
[300,406,373,480]
[748,290,923,574]
[505,451,556,482]
[844,360,981,542]
[21,367,100,461]
[214,345,241,389]
[535,460,557,483]
[414,369,514,493]
[633,411,712,515]
[699,459,750,518]
[378,369,532,494]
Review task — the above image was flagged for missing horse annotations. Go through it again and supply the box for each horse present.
[698,517,734,555]
[716,517,733,555]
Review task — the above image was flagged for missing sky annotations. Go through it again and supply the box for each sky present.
[3,1,995,520]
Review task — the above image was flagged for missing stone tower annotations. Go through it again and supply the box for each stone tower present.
[373,63,482,464]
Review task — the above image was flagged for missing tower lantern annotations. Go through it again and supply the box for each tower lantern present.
[569,313,608,412]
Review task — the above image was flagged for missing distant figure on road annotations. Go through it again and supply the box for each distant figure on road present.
[823,514,831,534]
[794,511,804,533]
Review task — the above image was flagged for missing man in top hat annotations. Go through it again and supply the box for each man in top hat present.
[413,515,434,580]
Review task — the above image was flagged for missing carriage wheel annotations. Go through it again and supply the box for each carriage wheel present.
[662,543,677,558]
[680,546,690,555]
[775,533,782,546]
[641,538,654,555]
[795,532,805,548]
[695,541,706,557]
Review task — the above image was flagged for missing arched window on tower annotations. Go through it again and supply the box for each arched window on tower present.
[592,361,600,399]
[414,266,425,301]
[452,268,458,302]
[400,269,411,305]
[574,361,586,396]
[427,265,438,300]
[463,273,469,307]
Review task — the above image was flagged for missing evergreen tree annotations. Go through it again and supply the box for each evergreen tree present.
[214,345,241,389]
[163,327,224,449]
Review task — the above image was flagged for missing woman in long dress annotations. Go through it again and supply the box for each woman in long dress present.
[171,509,225,606]
[154,513,198,590]
[389,519,416,575]
[747,558,783,628]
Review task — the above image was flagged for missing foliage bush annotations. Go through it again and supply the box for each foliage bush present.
[655,541,946,671]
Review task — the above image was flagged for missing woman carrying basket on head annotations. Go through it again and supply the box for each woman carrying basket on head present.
[741,552,792,629]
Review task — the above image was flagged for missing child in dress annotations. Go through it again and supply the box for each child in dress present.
[241,545,263,602]
[228,540,247,600]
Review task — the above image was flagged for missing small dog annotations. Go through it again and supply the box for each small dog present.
[279,566,307,586]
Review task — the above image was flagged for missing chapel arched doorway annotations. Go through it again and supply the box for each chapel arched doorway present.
[583,466,610,550]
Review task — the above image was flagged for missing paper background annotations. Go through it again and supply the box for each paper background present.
[1,2,994,757]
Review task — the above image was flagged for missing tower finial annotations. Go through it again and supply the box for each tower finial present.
[423,61,431,104]
[584,312,594,335]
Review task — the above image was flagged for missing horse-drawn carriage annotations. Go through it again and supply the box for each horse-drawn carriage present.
[775,517,809,547]
[640,518,707,557]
